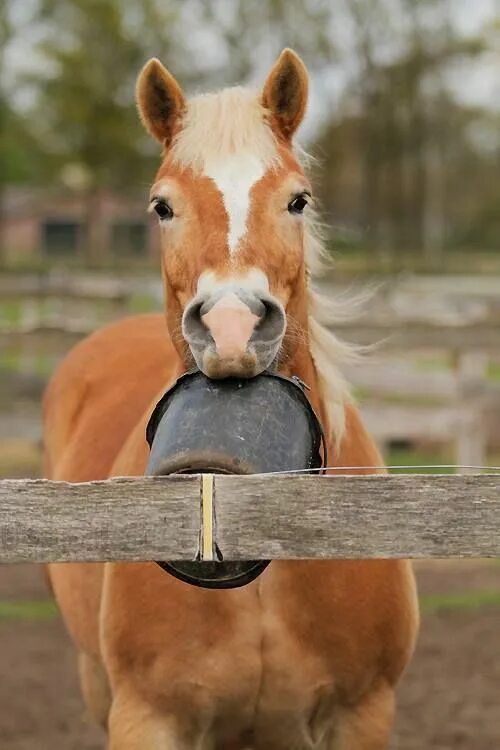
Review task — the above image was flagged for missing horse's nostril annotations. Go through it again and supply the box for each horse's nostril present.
[182,300,208,344]
[252,298,266,321]
[255,302,270,329]
[184,300,201,321]
[260,299,277,324]
[253,297,286,342]
[198,300,210,319]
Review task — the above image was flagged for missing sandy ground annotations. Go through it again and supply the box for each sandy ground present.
[0,562,499,750]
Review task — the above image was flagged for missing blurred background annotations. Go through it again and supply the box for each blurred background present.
[0,1,499,748]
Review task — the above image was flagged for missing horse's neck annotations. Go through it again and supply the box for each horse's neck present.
[279,277,327,430]
[278,340,328,440]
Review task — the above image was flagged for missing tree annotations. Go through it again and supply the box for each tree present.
[32,0,183,265]
[314,0,486,268]
[7,0,498,270]
[198,0,336,86]
[0,5,42,266]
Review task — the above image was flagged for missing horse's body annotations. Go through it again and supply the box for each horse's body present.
[45,50,418,749]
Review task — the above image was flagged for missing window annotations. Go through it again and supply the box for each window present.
[111,221,147,257]
[42,219,81,256]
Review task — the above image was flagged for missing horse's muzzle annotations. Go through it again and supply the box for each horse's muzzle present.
[145,370,325,589]
[182,289,286,378]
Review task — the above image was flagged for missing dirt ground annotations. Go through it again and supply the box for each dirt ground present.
[0,562,498,750]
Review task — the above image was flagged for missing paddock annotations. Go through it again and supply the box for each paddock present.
[0,474,499,748]
[1,275,500,748]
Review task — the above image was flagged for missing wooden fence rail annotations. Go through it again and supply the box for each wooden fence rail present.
[1,474,500,563]
[2,320,499,352]
[334,321,500,352]
[0,277,130,301]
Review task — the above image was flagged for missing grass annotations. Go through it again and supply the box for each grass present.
[354,386,445,407]
[32,352,54,378]
[1,589,500,621]
[0,600,58,621]
[129,292,159,314]
[0,350,54,379]
[420,590,500,614]
[329,248,500,277]
[0,350,21,373]
[0,300,22,325]
[487,361,500,382]
[386,448,456,473]
[413,355,500,385]
[414,355,450,373]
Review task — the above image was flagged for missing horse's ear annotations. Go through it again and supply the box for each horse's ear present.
[262,49,309,141]
[136,58,185,146]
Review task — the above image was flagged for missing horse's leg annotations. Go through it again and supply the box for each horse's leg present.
[107,690,214,750]
[78,652,111,729]
[334,683,395,750]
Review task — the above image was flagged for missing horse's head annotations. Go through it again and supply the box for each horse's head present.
[137,49,312,379]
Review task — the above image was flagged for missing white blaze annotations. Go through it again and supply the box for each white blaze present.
[205,153,265,255]
[197,268,270,296]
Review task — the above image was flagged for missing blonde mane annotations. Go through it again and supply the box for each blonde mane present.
[297,146,361,448]
[304,208,360,447]
[171,87,280,172]
[173,87,357,447]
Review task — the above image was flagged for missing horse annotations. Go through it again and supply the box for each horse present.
[44,49,419,749]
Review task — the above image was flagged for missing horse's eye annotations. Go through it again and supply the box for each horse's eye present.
[288,194,309,215]
[154,200,174,221]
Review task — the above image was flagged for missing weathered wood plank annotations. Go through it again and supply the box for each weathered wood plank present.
[0,276,130,301]
[346,362,460,400]
[333,321,500,352]
[0,476,200,563]
[347,362,500,401]
[360,403,459,442]
[1,474,500,562]
[215,474,500,559]
[0,412,41,441]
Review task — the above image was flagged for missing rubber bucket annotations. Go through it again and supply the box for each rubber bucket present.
[146,370,325,588]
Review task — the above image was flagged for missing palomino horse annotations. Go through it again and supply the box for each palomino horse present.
[45,49,418,749]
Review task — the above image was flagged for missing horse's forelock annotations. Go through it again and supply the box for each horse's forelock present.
[170,87,280,174]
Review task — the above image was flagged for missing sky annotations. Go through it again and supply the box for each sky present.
[4,0,500,142]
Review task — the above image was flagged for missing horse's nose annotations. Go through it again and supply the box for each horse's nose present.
[201,293,261,360]
[182,289,286,376]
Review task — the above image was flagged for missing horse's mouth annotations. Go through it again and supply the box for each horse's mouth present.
[201,347,260,379]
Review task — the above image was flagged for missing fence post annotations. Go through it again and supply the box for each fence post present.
[454,350,488,472]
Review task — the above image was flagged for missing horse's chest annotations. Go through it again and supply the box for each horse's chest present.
[105,562,376,748]
[252,607,339,749]
[185,589,339,749]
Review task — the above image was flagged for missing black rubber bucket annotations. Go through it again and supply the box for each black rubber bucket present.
[146,370,325,589]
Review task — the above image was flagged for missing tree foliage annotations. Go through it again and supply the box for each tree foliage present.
[33,0,185,191]
[1,0,500,267]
